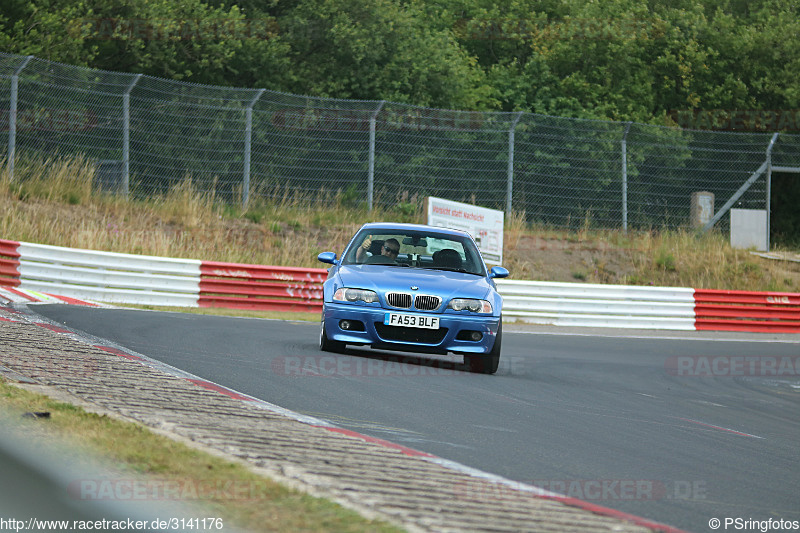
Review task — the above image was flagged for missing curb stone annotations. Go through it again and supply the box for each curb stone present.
[0,303,676,533]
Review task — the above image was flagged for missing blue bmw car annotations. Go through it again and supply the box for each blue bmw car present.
[317,223,509,374]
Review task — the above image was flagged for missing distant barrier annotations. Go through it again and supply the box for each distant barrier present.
[1,238,798,332]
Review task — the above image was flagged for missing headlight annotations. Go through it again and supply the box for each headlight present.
[448,298,492,313]
[333,288,379,304]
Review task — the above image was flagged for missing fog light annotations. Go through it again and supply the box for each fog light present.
[340,320,351,330]
[470,331,483,341]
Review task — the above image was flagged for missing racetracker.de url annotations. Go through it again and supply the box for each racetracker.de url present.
[0,517,224,531]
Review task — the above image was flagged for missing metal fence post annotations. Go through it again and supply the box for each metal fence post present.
[765,132,779,252]
[506,112,524,214]
[7,55,33,181]
[368,101,385,211]
[702,132,779,233]
[243,89,265,208]
[621,122,632,233]
[122,74,142,197]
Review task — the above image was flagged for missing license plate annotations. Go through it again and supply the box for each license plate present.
[384,313,440,329]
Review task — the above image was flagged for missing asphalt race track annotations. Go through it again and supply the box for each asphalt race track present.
[32,305,800,533]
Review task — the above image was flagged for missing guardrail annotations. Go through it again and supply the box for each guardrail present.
[496,280,697,330]
[694,289,800,333]
[0,239,323,312]
[18,241,200,307]
[0,240,20,283]
[199,261,324,312]
[1,238,798,332]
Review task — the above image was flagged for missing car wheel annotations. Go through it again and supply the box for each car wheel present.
[319,318,345,353]
[465,322,501,374]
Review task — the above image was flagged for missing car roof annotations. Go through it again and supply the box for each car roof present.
[357,222,473,239]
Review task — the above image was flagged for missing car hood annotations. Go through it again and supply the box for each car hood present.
[336,264,493,301]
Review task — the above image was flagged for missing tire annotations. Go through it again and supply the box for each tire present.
[319,318,345,353]
[466,322,501,374]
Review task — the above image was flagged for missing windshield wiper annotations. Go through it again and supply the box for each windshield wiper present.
[422,266,478,275]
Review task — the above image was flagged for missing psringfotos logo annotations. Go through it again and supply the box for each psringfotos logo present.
[665,356,800,377]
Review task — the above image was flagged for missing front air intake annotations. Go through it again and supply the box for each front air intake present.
[414,295,441,311]
[386,292,413,308]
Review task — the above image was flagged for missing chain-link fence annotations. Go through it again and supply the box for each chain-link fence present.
[2,52,798,231]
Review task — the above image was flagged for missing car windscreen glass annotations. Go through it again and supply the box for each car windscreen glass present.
[342,230,485,275]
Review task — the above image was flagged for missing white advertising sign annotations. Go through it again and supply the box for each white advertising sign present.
[426,196,504,264]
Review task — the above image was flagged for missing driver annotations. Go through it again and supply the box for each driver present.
[356,237,400,263]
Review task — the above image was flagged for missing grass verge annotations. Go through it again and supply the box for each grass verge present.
[121,305,320,322]
[0,378,402,533]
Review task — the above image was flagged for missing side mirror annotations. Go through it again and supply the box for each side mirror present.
[489,266,509,279]
[317,252,338,265]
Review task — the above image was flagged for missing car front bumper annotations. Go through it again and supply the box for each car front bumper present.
[322,302,500,354]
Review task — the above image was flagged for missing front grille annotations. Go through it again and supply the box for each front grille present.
[386,292,412,308]
[414,295,441,311]
[374,323,448,344]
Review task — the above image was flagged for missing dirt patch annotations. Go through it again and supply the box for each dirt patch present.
[504,233,800,290]
[505,234,642,284]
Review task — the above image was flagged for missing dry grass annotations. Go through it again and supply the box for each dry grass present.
[1,155,798,292]
[626,230,796,290]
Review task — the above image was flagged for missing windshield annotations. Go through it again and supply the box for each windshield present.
[342,229,486,276]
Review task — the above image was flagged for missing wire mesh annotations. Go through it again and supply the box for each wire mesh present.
[374,103,516,210]
[773,133,800,168]
[251,92,382,204]
[514,114,627,229]
[1,52,797,232]
[131,76,264,200]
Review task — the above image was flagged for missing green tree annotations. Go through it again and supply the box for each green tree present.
[2,0,799,120]
[0,0,100,65]
[274,0,495,109]
[0,0,289,87]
